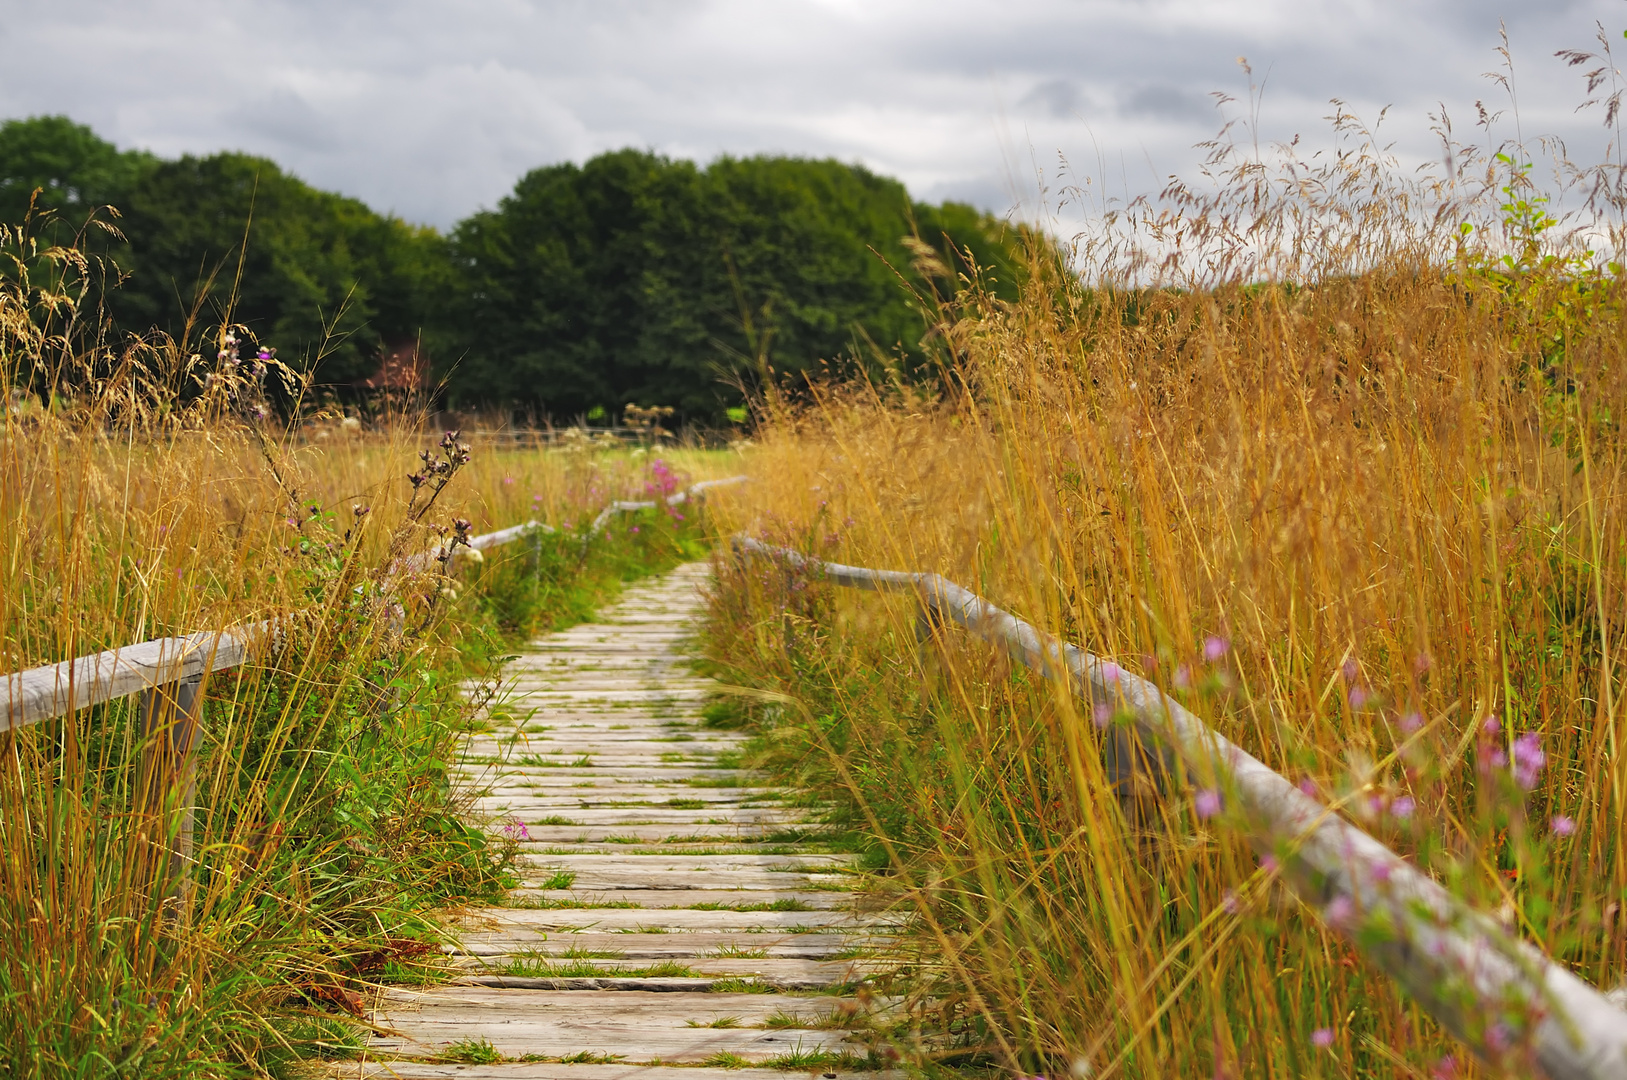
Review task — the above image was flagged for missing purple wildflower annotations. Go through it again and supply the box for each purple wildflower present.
[1260,854,1280,873]
[1483,714,1501,735]
[1172,664,1191,690]
[1098,661,1121,683]
[1348,685,1369,710]
[1311,1028,1335,1049]
[1203,635,1229,661]
[1325,895,1355,928]
[1399,711,1423,734]
[1391,796,1416,819]
[1092,702,1112,729]
[1430,1055,1457,1079]
[1193,788,1222,820]
[1511,732,1545,790]
[1551,814,1576,837]
[1298,776,1318,798]
[501,818,530,841]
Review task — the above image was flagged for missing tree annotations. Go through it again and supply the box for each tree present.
[108,152,449,384]
[0,116,156,233]
[438,151,1030,421]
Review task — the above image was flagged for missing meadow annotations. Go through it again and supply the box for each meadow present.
[699,124,1627,1077]
[6,66,1627,1080]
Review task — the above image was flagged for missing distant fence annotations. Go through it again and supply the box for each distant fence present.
[0,477,747,900]
[732,536,1627,1080]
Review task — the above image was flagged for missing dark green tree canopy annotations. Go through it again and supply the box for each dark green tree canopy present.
[108,152,449,383]
[0,115,155,229]
[2,116,1031,417]
[440,150,1024,420]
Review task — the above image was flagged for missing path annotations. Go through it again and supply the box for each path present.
[338,562,887,1079]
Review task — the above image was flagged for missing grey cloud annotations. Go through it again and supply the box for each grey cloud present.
[1119,83,1215,124]
[0,0,1621,228]
[227,89,341,155]
[1021,79,1090,120]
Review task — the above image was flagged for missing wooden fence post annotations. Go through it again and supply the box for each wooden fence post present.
[140,674,204,909]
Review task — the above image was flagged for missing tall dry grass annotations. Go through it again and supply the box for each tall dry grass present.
[0,216,739,1076]
[703,100,1627,1077]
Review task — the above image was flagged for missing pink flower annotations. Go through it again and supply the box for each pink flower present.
[501,818,530,841]
[1483,715,1501,735]
[1551,815,1576,837]
[1310,1028,1334,1049]
[1203,636,1228,661]
[1092,702,1112,729]
[1430,1055,1457,1079]
[1221,890,1240,914]
[1325,895,1355,928]
[1172,664,1191,689]
[1193,788,1222,819]
[1098,661,1121,684]
[1348,686,1369,709]
[1399,711,1423,734]
[1259,854,1280,873]
[1391,796,1416,819]
[1298,776,1319,798]
[1511,732,1545,790]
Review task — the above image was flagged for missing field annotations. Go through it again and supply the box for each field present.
[698,142,1627,1077]
[4,104,1627,1079]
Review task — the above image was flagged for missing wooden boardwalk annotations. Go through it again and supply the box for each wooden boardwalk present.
[339,563,887,1079]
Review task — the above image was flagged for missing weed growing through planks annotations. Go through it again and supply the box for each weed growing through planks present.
[444,1037,503,1064]
[703,1051,755,1068]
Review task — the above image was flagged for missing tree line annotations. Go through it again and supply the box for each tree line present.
[0,115,1034,422]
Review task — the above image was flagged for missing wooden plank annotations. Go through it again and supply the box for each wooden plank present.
[368,989,854,1061]
[499,888,848,910]
[455,909,884,932]
[333,1064,893,1079]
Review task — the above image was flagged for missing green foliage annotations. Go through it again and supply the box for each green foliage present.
[105,152,450,384]
[0,115,156,230]
[440,150,1027,420]
[0,115,1038,418]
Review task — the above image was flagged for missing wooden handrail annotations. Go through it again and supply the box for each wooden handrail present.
[732,536,1627,1080]
[1,477,749,731]
[1,626,263,734]
[589,475,750,534]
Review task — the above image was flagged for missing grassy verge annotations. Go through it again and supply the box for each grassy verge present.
[0,223,744,1076]
[698,137,1627,1076]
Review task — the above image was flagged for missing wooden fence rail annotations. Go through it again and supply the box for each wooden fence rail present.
[0,477,747,903]
[732,536,1627,1080]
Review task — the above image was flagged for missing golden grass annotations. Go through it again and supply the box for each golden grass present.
[702,134,1627,1077]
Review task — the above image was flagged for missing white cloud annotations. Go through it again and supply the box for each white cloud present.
[0,0,1619,228]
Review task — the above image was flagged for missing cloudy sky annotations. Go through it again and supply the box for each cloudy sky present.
[1,0,1622,230]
